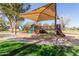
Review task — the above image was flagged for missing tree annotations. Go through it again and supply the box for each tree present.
[11,3,30,34]
[0,17,7,31]
[0,5,13,32]
[0,3,31,34]
[60,17,71,30]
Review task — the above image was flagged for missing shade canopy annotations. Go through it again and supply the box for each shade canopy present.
[20,3,56,22]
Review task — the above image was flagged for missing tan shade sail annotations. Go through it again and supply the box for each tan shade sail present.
[19,3,56,22]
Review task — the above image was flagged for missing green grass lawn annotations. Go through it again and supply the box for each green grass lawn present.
[0,40,79,56]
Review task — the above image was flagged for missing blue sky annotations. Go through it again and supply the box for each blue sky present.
[23,3,79,27]
[3,3,79,27]
[57,3,79,27]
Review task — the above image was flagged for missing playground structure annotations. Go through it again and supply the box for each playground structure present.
[20,3,65,37]
[28,24,48,34]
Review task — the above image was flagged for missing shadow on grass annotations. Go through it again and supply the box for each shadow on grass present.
[1,43,79,56]
[1,40,42,56]
[1,38,79,56]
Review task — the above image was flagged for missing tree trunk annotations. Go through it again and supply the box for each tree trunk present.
[15,20,18,35]
[9,20,14,33]
[7,16,14,33]
[15,22,16,35]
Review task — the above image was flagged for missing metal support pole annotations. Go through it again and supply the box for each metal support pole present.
[55,3,57,34]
